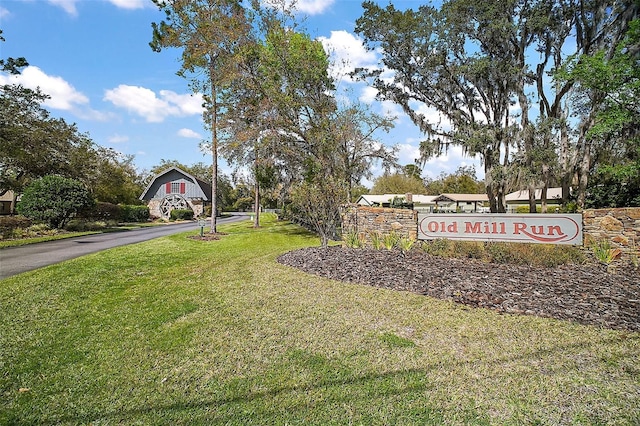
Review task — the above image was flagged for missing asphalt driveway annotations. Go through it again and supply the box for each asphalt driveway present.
[0,215,248,280]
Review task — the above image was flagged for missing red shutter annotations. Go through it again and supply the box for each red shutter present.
[180,182,186,194]
[166,182,171,194]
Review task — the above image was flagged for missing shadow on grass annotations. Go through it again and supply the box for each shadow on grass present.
[59,367,450,424]
[53,334,638,424]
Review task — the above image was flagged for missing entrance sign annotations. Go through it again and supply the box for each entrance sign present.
[418,214,583,245]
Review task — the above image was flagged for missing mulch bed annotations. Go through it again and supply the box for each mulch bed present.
[277,247,640,332]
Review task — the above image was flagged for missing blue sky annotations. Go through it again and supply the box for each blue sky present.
[1,0,483,184]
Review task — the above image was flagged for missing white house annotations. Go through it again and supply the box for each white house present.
[505,187,564,212]
[356,193,438,213]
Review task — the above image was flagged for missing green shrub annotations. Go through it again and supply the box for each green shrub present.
[119,205,150,223]
[65,220,109,232]
[591,239,622,264]
[484,242,513,264]
[170,209,194,221]
[17,175,95,229]
[0,216,32,239]
[91,202,122,221]
[421,238,452,257]
[453,240,485,259]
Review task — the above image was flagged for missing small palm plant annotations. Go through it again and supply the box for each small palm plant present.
[398,236,415,252]
[592,239,621,264]
[343,230,364,248]
[382,232,399,250]
[369,231,383,250]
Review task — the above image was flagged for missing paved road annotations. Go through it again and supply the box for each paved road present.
[0,215,248,280]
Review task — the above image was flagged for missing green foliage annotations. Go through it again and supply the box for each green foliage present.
[369,231,383,250]
[371,173,427,195]
[592,240,622,264]
[398,236,416,252]
[232,197,253,212]
[421,238,452,257]
[170,209,194,221]
[422,239,585,267]
[65,220,110,232]
[0,216,31,239]
[87,203,149,223]
[424,166,485,195]
[119,205,150,223]
[382,232,399,250]
[16,175,95,229]
[342,230,364,249]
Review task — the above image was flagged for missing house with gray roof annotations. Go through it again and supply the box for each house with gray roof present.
[139,167,212,219]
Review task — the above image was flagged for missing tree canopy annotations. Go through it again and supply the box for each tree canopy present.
[355,0,639,211]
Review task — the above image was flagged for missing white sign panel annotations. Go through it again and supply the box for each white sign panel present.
[418,214,583,245]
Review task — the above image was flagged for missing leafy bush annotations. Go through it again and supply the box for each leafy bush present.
[0,216,32,239]
[65,220,109,232]
[422,239,585,267]
[421,238,452,257]
[91,202,122,221]
[170,209,194,221]
[453,240,485,259]
[17,175,95,229]
[119,205,150,223]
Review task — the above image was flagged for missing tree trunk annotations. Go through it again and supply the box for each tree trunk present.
[210,87,218,234]
[254,176,260,228]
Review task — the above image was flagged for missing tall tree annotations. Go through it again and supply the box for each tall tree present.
[561,16,640,208]
[355,1,519,212]
[0,83,103,211]
[355,0,639,212]
[150,0,253,232]
[370,172,428,195]
[424,166,485,195]
[89,149,144,205]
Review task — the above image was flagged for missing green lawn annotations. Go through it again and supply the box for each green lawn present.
[1,214,638,425]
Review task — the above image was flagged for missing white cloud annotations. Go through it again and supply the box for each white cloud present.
[397,142,422,166]
[0,65,89,110]
[160,90,204,115]
[47,0,79,16]
[103,85,204,122]
[359,86,378,104]
[319,31,377,82]
[422,145,484,180]
[262,0,334,15]
[0,7,10,19]
[177,128,202,139]
[108,134,130,144]
[108,0,146,10]
[296,0,334,14]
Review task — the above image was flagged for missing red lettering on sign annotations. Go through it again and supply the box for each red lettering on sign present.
[513,223,568,242]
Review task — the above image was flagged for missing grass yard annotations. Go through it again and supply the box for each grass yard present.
[1,214,638,425]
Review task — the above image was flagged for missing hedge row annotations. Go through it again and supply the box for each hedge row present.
[87,202,150,223]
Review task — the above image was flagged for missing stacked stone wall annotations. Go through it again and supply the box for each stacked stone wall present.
[341,205,417,243]
[343,205,640,260]
[583,208,640,259]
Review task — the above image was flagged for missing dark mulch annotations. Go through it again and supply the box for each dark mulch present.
[277,247,640,332]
